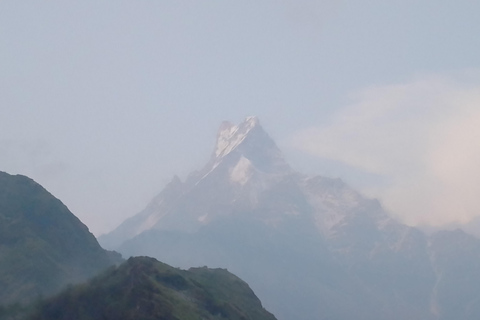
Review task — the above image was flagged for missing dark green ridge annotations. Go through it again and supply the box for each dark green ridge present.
[27,256,277,320]
[0,171,121,306]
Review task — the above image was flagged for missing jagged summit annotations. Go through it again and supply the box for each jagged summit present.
[206,117,291,177]
[100,117,377,245]
[99,117,294,245]
[214,116,260,158]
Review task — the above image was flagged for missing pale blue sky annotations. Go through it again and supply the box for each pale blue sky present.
[1,1,479,235]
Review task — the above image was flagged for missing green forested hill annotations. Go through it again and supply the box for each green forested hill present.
[0,171,121,305]
[28,256,277,320]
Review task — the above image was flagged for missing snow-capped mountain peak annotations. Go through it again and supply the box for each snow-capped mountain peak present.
[214,116,260,159]
[99,117,480,320]
[207,116,292,177]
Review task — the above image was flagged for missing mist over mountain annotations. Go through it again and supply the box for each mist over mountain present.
[100,117,480,320]
[0,171,121,306]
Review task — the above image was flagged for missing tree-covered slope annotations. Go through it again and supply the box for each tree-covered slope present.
[28,256,277,320]
[0,171,121,305]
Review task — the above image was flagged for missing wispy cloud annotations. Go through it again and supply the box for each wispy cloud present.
[290,72,480,227]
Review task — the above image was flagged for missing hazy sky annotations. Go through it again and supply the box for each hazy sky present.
[1,1,479,236]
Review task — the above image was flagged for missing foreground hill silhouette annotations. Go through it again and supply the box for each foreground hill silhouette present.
[101,117,480,320]
[27,256,277,320]
[0,171,121,306]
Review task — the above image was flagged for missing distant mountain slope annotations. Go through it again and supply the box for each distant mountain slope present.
[100,117,480,320]
[0,171,121,305]
[27,256,277,320]
[99,116,294,249]
[427,230,480,320]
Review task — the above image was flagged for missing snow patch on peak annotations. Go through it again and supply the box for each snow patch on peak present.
[244,116,259,127]
[215,123,240,157]
[230,156,253,185]
[214,116,260,158]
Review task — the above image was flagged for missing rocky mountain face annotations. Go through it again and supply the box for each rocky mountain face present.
[0,172,122,306]
[27,256,277,320]
[100,117,480,320]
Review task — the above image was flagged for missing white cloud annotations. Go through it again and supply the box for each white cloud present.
[290,73,480,227]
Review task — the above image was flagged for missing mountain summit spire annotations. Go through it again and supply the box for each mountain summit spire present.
[209,116,290,175]
[213,116,261,159]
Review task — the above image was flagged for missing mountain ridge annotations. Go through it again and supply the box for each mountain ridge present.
[100,117,480,320]
[27,256,277,320]
[0,171,121,306]
[99,117,292,248]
